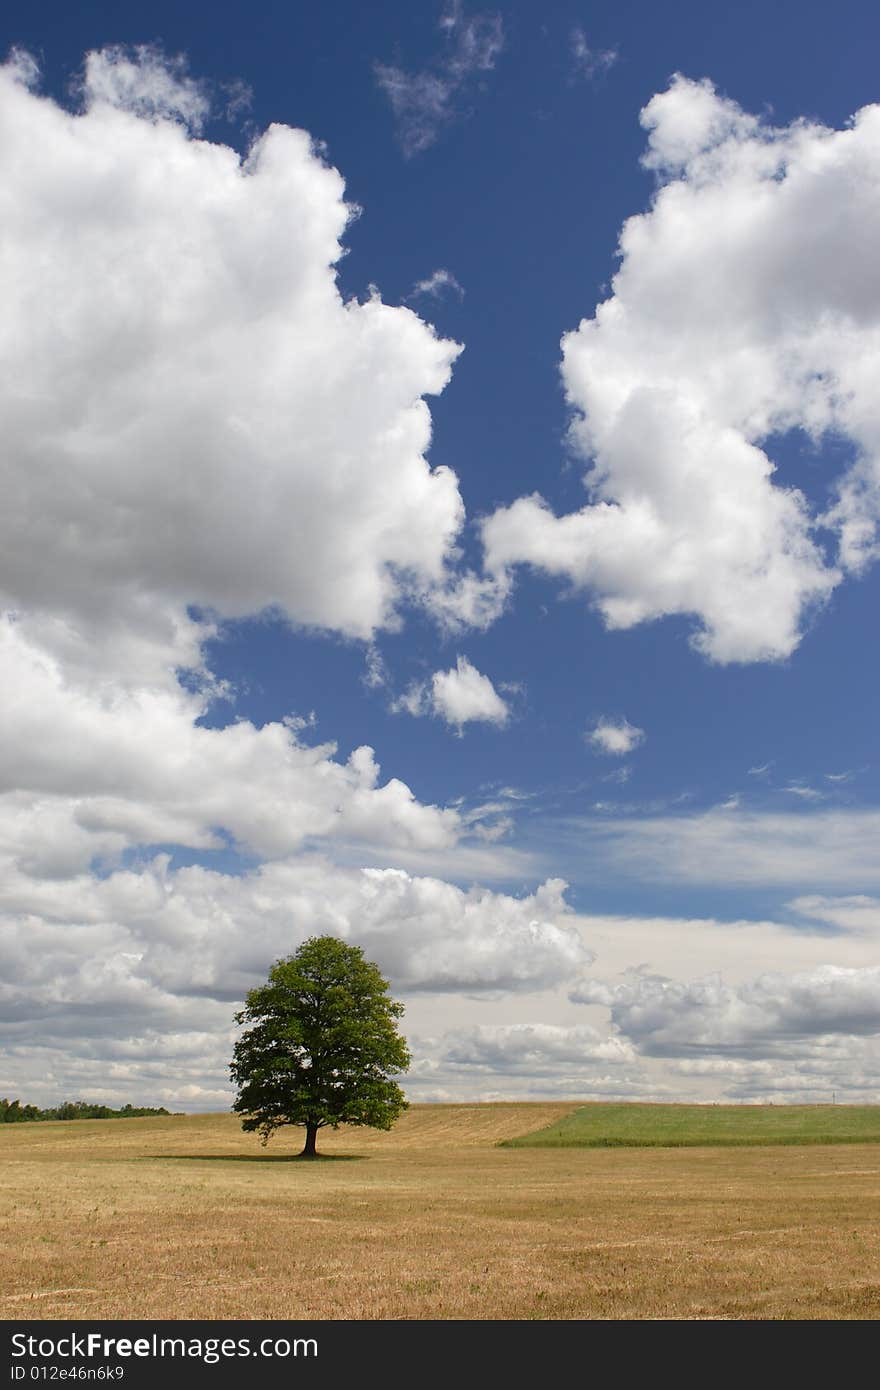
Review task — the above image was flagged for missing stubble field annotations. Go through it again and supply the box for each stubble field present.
[2,1104,880,1321]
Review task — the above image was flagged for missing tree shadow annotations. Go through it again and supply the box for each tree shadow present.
[149,1152,367,1163]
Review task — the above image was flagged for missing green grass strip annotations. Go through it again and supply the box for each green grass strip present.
[500,1102,880,1149]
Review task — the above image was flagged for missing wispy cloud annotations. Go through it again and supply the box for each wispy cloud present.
[362,645,388,690]
[560,807,880,889]
[460,802,515,843]
[602,765,631,785]
[569,26,618,82]
[408,268,465,301]
[496,785,535,802]
[375,3,504,157]
[783,782,824,801]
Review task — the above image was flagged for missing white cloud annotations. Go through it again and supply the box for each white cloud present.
[668,1047,880,1105]
[0,616,461,868]
[78,44,211,130]
[431,656,511,729]
[565,895,880,1097]
[783,782,824,801]
[404,1073,669,1104]
[393,655,511,731]
[569,27,618,81]
[483,76,880,662]
[787,894,880,935]
[391,681,430,719]
[422,570,511,632]
[441,1022,633,1070]
[363,645,389,690]
[411,896,880,1102]
[569,904,880,986]
[460,800,515,844]
[375,3,503,156]
[409,268,465,300]
[586,716,644,756]
[559,806,880,889]
[0,48,467,649]
[601,766,631,785]
[573,964,880,1056]
[0,857,591,1104]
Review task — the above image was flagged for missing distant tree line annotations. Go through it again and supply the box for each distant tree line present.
[0,1098,173,1123]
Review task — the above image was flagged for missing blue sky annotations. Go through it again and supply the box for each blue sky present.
[3,1,880,1108]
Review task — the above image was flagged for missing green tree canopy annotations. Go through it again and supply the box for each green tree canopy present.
[230,935,411,1157]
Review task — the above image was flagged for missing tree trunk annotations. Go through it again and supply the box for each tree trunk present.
[301,1121,319,1158]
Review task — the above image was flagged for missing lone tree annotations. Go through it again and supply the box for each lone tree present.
[230,935,410,1157]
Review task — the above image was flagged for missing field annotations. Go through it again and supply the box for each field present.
[502,1101,880,1148]
[2,1104,880,1320]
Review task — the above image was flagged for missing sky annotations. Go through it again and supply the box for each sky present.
[2,0,880,1111]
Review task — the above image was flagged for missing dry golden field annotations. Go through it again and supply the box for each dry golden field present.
[2,1104,880,1321]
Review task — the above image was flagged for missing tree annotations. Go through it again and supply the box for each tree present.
[229,936,411,1157]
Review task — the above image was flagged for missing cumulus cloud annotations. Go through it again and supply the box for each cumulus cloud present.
[406,1023,663,1102]
[0,859,587,1004]
[393,655,511,731]
[0,48,467,649]
[669,1040,880,1104]
[400,1069,668,1105]
[77,44,211,130]
[483,75,880,662]
[441,1022,633,1070]
[375,2,503,156]
[0,858,590,1104]
[572,964,880,1056]
[586,716,644,756]
[430,656,511,728]
[0,616,461,869]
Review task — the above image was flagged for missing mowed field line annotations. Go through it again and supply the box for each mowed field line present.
[2,1106,880,1320]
